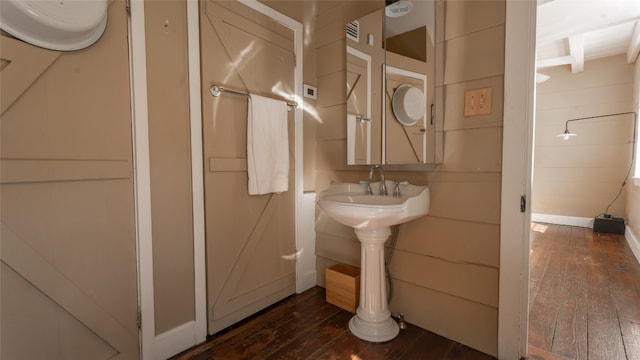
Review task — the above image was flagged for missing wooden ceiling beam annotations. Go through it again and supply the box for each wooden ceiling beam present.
[536,55,573,69]
[569,35,584,73]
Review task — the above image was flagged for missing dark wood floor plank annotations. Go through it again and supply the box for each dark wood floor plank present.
[533,225,571,305]
[528,224,573,352]
[172,286,496,360]
[444,343,496,360]
[353,323,431,360]
[561,247,587,300]
[529,225,640,360]
[175,223,640,360]
[400,330,455,360]
[311,327,372,360]
[601,234,640,360]
[529,224,561,303]
[604,238,639,295]
[266,310,352,359]
[585,231,627,360]
[549,227,588,359]
[550,297,587,360]
[528,223,640,360]
[528,298,561,351]
[171,288,326,359]
[611,287,640,359]
[527,345,568,360]
[248,299,343,357]
[212,291,340,359]
[587,296,627,360]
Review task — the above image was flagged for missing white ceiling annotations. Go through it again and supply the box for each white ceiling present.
[536,0,640,73]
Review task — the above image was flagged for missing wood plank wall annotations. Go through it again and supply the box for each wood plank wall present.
[534,55,635,220]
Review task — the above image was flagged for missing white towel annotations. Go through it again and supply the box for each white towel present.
[247,94,289,195]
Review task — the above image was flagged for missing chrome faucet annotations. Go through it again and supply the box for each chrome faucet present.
[368,165,387,196]
[364,181,373,195]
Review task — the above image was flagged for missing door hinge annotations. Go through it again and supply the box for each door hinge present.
[520,195,526,213]
[137,308,142,329]
[125,0,131,16]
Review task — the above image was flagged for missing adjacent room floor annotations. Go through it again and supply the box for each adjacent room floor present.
[528,223,640,360]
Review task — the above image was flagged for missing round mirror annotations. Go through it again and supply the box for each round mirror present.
[0,0,108,51]
[391,84,425,126]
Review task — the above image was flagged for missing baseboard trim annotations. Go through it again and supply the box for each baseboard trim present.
[626,226,640,265]
[531,213,593,228]
[297,268,317,294]
[531,214,640,264]
[154,321,197,360]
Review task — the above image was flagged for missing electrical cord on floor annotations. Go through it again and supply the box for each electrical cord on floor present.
[602,112,637,217]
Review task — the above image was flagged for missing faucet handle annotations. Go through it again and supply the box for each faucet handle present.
[393,181,408,197]
[360,180,373,195]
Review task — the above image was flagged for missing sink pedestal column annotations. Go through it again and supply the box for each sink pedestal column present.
[349,227,399,342]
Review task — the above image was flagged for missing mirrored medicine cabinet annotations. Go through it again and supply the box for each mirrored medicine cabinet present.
[346,0,442,165]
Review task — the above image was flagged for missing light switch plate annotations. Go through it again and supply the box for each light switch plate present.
[464,87,492,116]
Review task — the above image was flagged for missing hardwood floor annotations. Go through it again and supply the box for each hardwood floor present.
[172,223,640,360]
[528,223,640,360]
[171,286,495,360]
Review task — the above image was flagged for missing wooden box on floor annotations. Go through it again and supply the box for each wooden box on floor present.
[325,264,360,313]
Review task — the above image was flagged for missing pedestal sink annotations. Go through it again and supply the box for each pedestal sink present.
[318,180,429,342]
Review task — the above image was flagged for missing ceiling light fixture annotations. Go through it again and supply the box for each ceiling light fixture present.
[385,0,413,18]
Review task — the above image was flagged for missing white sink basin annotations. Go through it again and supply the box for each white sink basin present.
[318,181,429,229]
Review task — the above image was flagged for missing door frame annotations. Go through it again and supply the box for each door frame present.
[186,0,207,347]
[128,0,154,358]
[498,0,536,358]
[128,0,210,358]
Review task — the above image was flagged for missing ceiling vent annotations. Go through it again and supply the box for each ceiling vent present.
[346,20,359,42]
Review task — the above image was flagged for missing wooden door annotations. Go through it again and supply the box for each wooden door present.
[200,0,297,335]
[0,1,139,359]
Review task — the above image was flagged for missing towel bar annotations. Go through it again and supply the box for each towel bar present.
[209,85,298,111]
